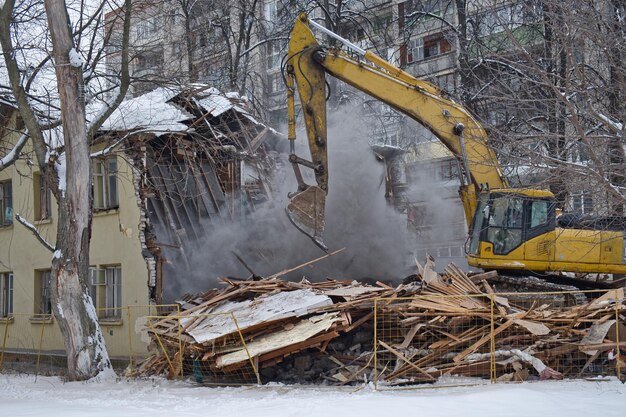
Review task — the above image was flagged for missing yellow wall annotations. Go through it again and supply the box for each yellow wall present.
[0,124,152,358]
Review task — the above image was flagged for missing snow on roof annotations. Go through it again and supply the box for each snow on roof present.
[194,87,249,118]
[100,87,193,135]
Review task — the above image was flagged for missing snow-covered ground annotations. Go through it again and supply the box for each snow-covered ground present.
[1,374,624,417]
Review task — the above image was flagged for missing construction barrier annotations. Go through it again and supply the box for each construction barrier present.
[373,289,624,389]
[0,304,179,376]
[145,312,261,385]
[1,290,623,388]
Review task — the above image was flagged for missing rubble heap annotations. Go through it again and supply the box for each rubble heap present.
[133,258,625,385]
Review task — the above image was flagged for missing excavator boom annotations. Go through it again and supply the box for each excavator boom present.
[285,13,506,248]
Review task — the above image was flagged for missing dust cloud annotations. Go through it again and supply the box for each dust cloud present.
[163,108,413,300]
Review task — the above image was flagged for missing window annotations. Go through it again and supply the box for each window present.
[436,158,459,181]
[476,3,528,37]
[266,40,284,70]
[35,270,52,315]
[136,16,160,39]
[135,49,163,72]
[89,266,122,319]
[34,173,52,221]
[423,33,451,59]
[530,200,549,228]
[0,180,12,226]
[406,33,451,63]
[570,143,589,164]
[267,72,285,94]
[405,0,442,20]
[487,196,524,254]
[264,0,278,22]
[571,191,593,214]
[93,156,118,210]
[0,272,13,318]
[406,37,423,63]
[172,42,184,56]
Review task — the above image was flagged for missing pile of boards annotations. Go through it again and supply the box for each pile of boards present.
[133,258,625,385]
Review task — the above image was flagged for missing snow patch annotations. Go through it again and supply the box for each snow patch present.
[15,213,35,230]
[56,152,66,195]
[0,133,28,168]
[597,112,624,132]
[100,87,192,134]
[1,376,625,417]
[68,48,84,68]
[56,301,64,318]
[52,250,63,260]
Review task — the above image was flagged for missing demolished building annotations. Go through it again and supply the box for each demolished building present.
[97,85,282,303]
[0,85,281,360]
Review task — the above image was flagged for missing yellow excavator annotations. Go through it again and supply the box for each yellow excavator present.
[284,13,626,278]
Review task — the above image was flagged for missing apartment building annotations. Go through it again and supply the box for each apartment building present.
[0,101,151,358]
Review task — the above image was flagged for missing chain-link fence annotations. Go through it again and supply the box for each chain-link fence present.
[1,291,623,388]
[144,312,261,385]
[373,289,624,389]
[0,305,180,376]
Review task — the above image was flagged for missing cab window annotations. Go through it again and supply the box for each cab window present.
[530,200,548,228]
[487,196,523,254]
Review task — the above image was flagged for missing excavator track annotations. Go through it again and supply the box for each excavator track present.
[484,274,597,307]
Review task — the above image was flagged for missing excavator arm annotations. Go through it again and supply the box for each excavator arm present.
[285,13,507,250]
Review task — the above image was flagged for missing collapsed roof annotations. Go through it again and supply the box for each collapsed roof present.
[96,85,282,303]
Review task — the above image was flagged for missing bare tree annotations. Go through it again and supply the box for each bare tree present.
[0,0,131,380]
[457,0,625,214]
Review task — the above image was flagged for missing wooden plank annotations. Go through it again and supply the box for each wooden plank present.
[453,319,516,363]
[378,340,435,381]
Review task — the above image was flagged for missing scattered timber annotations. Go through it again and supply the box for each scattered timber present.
[131,259,625,385]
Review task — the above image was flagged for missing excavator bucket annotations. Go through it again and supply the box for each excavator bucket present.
[286,186,328,252]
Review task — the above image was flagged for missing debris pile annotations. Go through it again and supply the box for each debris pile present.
[133,257,625,385]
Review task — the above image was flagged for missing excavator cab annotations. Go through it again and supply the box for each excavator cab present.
[467,191,556,259]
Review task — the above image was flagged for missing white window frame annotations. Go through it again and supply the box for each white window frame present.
[0,272,13,318]
[89,266,122,319]
[406,37,423,63]
[264,0,278,22]
[266,40,283,70]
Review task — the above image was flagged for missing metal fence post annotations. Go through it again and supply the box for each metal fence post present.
[36,321,46,376]
[615,289,621,379]
[127,306,133,373]
[373,299,378,390]
[489,293,496,383]
[0,318,9,370]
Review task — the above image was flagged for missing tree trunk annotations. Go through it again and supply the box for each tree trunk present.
[44,0,113,380]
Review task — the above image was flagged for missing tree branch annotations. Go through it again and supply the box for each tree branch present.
[15,213,55,252]
[0,131,28,171]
